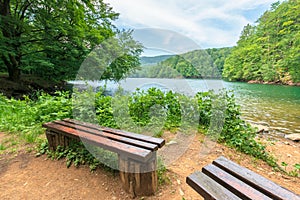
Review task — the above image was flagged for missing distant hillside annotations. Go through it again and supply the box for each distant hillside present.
[139,55,173,65]
[131,47,231,78]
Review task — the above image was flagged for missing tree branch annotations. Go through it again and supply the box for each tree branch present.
[20,0,32,20]
[21,49,46,57]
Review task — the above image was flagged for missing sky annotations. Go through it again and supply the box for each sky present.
[104,0,279,56]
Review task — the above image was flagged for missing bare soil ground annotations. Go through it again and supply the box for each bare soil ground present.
[0,132,300,200]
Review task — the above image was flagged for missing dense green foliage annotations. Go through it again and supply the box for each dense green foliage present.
[0,91,72,143]
[206,47,232,74]
[131,47,231,78]
[0,88,278,168]
[223,0,300,84]
[0,0,142,82]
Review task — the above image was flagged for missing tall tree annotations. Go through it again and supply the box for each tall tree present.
[0,0,142,82]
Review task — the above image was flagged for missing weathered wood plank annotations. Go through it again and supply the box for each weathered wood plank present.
[213,156,300,200]
[186,171,242,200]
[45,130,54,150]
[52,120,158,151]
[43,122,152,162]
[62,118,165,147]
[119,153,158,197]
[202,164,272,200]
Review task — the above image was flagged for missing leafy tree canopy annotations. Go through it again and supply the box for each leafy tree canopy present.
[223,0,300,84]
[0,0,142,82]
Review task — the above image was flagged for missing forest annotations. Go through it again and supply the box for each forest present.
[223,0,299,84]
[130,47,231,78]
[0,0,142,83]
[1,0,299,85]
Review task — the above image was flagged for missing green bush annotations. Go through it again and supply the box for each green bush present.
[0,87,278,169]
[0,91,72,143]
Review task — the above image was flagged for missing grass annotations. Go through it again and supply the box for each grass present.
[0,143,6,150]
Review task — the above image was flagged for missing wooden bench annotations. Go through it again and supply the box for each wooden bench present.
[42,118,165,197]
[186,156,300,200]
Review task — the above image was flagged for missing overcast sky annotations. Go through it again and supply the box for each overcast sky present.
[104,0,278,55]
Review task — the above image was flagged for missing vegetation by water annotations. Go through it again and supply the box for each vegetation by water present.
[0,88,280,170]
[223,0,300,84]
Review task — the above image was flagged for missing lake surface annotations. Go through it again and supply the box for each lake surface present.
[70,78,300,136]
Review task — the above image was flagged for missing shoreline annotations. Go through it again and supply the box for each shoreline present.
[247,79,300,86]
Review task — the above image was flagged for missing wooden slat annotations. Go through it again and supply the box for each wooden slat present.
[43,122,152,162]
[213,156,300,200]
[186,171,242,200]
[62,118,165,147]
[52,120,158,151]
[202,164,272,200]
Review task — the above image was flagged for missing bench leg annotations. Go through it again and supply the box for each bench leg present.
[45,130,77,151]
[46,130,57,151]
[119,152,158,197]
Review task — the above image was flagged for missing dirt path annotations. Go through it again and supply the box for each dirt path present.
[0,133,300,200]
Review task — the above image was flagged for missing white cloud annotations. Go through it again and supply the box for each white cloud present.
[104,0,277,50]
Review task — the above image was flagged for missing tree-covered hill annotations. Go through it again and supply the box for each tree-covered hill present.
[223,0,300,84]
[140,55,173,66]
[131,47,231,78]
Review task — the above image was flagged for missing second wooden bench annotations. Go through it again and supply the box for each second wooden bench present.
[43,118,165,197]
[186,156,300,200]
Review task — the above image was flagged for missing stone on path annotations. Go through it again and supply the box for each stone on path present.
[285,134,300,142]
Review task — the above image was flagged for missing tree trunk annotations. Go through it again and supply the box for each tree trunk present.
[2,54,21,81]
[7,64,21,81]
[0,0,21,82]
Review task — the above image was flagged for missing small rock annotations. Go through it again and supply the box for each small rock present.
[179,188,184,196]
[166,140,177,145]
[251,123,269,133]
[105,187,108,191]
[285,134,300,142]
[282,175,291,180]
[177,179,181,185]
[287,154,292,157]
[112,196,117,200]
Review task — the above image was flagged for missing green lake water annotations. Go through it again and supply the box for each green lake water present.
[223,81,300,136]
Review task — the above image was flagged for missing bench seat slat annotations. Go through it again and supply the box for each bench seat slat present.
[186,171,242,200]
[43,122,152,162]
[63,118,165,147]
[203,164,272,200]
[51,120,158,151]
[213,156,300,200]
